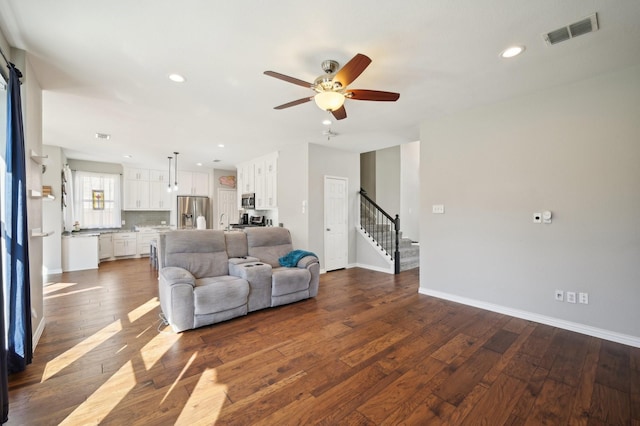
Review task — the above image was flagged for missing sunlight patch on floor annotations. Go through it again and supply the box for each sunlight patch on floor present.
[161,352,197,405]
[59,360,136,425]
[127,297,159,323]
[42,319,123,382]
[176,368,227,424]
[44,286,103,300]
[43,282,77,294]
[139,327,181,370]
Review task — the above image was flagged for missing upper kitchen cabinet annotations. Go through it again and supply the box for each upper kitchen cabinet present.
[237,161,255,194]
[123,166,171,210]
[176,170,209,196]
[237,152,277,209]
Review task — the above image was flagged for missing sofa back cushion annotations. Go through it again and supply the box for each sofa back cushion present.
[225,232,248,258]
[245,227,293,268]
[162,230,229,278]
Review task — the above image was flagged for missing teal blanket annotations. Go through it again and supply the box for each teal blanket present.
[279,250,316,267]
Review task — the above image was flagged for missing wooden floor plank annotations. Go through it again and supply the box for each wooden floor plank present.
[5,260,637,425]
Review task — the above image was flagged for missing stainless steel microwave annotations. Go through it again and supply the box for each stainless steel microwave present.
[241,193,255,209]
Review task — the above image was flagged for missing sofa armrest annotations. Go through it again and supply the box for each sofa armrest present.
[229,262,273,312]
[296,256,320,298]
[296,255,319,269]
[159,266,196,287]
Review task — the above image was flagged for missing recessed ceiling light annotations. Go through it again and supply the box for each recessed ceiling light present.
[322,119,332,126]
[95,132,111,140]
[168,73,186,83]
[123,154,132,158]
[500,45,525,59]
[217,144,225,148]
[196,162,203,166]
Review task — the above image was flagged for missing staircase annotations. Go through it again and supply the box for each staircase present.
[359,190,419,273]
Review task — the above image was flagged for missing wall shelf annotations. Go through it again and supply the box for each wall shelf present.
[31,228,54,238]
[29,150,48,164]
[28,189,55,200]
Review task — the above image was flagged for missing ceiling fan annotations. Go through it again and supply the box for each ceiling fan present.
[264,53,400,120]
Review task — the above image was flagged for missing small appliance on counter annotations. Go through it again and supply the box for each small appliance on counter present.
[250,215,265,226]
[240,213,249,224]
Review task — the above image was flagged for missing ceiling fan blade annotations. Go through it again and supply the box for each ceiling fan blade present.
[331,105,347,120]
[348,89,400,102]
[274,96,314,110]
[264,71,313,88]
[333,53,372,88]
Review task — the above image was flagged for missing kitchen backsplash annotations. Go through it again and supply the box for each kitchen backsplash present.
[122,211,170,228]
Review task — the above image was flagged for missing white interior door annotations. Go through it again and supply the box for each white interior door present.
[324,176,348,271]
[217,188,237,229]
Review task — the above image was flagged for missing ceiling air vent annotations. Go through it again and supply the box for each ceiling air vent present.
[543,13,599,46]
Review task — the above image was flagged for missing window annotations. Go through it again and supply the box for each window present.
[73,171,121,228]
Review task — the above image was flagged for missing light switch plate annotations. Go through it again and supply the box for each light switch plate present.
[432,204,445,214]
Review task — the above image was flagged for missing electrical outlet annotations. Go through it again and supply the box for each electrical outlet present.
[554,290,564,302]
[121,220,126,225]
[161,221,166,225]
[566,291,577,304]
[579,292,589,304]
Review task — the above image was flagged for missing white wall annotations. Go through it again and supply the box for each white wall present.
[308,143,360,268]
[400,141,420,242]
[42,145,63,274]
[375,145,400,216]
[420,65,640,345]
[14,49,46,346]
[277,144,310,249]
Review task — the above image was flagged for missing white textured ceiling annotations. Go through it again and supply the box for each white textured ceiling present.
[1,1,639,170]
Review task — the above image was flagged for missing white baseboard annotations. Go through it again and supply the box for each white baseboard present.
[419,288,640,348]
[44,268,62,275]
[349,263,394,274]
[32,316,46,351]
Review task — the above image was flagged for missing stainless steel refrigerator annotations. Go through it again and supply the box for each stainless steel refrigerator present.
[177,196,209,229]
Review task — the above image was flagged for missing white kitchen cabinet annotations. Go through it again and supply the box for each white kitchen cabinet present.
[123,167,171,210]
[149,169,169,183]
[99,233,113,260]
[254,158,266,209]
[264,154,277,209]
[62,235,99,272]
[237,162,255,194]
[113,232,137,256]
[238,152,277,209]
[149,181,171,209]
[124,167,150,181]
[124,179,150,209]
[177,171,209,196]
[137,231,158,256]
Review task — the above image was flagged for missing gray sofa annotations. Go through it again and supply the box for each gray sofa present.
[158,227,320,332]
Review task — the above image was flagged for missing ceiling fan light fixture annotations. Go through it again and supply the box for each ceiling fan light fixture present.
[314,91,345,112]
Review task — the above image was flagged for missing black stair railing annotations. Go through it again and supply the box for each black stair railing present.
[359,189,400,274]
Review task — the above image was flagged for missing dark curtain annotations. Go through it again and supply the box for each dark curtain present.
[0,182,6,423]
[4,64,32,383]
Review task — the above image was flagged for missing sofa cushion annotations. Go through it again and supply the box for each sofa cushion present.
[193,275,249,315]
[225,232,248,258]
[164,230,229,278]
[271,267,311,296]
[245,227,293,268]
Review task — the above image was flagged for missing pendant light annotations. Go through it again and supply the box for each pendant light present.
[166,156,173,193]
[173,151,179,191]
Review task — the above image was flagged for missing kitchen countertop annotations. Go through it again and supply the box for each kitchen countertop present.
[62,225,174,237]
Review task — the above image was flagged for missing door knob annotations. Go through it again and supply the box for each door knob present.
[326,228,330,231]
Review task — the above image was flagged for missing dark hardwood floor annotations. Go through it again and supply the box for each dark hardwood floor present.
[7,259,639,425]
